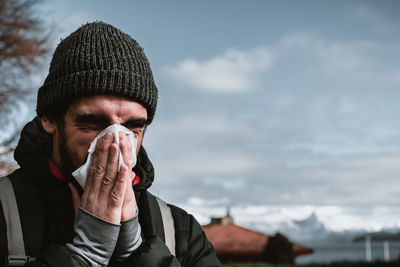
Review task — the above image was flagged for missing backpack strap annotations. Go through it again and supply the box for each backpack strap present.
[0,176,36,266]
[155,197,176,256]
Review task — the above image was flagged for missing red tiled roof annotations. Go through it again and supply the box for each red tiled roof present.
[203,223,268,255]
[293,243,314,256]
[203,222,313,262]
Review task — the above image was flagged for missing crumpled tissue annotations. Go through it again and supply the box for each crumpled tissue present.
[72,124,137,189]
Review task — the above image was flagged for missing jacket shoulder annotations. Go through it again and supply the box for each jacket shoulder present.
[167,204,220,266]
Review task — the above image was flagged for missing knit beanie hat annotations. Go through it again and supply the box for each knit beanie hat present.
[36,21,158,124]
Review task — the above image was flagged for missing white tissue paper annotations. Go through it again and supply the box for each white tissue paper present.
[72,124,138,189]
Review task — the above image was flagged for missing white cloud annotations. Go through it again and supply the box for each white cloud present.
[179,200,400,234]
[163,29,400,98]
[145,112,263,184]
[187,197,230,206]
[353,6,399,36]
[162,47,273,92]
[272,32,400,90]
[153,31,400,209]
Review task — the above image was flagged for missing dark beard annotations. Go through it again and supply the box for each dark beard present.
[57,126,83,176]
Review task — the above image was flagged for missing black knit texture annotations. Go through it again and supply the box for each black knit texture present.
[37,22,158,124]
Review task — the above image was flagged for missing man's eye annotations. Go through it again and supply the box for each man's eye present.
[78,127,95,132]
[77,123,103,131]
[128,127,142,135]
[130,129,139,134]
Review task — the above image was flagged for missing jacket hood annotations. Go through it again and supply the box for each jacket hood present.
[14,116,155,190]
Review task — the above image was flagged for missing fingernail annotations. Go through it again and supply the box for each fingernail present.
[103,132,111,141]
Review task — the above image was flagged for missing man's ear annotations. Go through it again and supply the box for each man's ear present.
[41,116,57,134]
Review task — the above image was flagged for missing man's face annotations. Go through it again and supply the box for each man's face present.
[43,95,148,174]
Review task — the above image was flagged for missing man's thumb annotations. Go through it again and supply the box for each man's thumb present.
[68,183,81,214]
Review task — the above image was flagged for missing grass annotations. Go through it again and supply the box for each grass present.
[222,260,400,267]
[223,264,288,267]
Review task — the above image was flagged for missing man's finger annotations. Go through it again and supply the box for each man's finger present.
[82,132,113,208]
[98,143,119,203]
[68,183,81,215]
[109,164,129,210]
[120,132,137,221]
[121,170,137,221]
[119,133,133,170]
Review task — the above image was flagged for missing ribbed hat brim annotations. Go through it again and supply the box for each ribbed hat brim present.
[37,70,157,123]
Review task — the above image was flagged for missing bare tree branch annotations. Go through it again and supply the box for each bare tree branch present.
[0,0,50,173]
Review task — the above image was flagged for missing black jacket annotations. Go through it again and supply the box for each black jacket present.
[0,117,220,267]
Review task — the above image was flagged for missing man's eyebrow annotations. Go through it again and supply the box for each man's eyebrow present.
[74,113,147,127]
[122,118,148,128]
[74,113,111,125]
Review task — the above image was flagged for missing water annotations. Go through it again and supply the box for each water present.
[297,241,400,264]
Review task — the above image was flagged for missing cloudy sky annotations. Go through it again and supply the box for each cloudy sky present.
[13,0,400,233]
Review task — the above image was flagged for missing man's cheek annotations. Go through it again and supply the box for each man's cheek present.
[135,135,144,155]
[75,130,106,163]
[77,133,99,151]
[71,139,94,166]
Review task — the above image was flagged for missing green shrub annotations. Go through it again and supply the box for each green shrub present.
[263,233,295,264]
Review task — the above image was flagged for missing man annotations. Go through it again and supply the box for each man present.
[0,22,220,266]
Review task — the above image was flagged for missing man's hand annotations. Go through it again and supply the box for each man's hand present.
[82,132,128,224]
[67,131,141,264]
[119,132,137,221]
[69,132,138,224]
